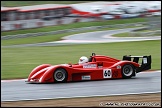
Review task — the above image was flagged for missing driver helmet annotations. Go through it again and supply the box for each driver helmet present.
[78,56,88,64]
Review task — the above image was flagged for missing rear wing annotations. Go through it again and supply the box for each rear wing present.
[123,55,151,72]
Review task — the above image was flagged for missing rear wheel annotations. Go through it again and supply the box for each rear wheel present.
[121,64,135,78]
[54,68,68,82]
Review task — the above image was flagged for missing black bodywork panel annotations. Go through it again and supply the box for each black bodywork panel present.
[123,55,152,73]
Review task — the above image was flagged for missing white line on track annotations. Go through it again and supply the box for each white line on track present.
[2,91,161,102]
[1,70,161,102]
[1,78,27,82]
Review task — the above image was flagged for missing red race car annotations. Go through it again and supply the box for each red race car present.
[26,53,151,83]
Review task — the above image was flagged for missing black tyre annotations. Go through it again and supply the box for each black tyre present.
[121,64,135,78]
[54,68,68,82]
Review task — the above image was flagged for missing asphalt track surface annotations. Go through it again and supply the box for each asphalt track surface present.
[1,71,161,101]
[1,27,160,48]
[1,27,161,101]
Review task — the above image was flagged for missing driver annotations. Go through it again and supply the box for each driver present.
[78,56,88,64]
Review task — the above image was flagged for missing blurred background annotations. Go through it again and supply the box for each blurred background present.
[1,1,161,79]
[1,1,161,107]
[1,1,161,31]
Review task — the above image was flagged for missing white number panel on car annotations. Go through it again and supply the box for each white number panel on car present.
[103,69,112,78]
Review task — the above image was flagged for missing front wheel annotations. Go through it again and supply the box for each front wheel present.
[121,64,135,78]
[54,68,68,82]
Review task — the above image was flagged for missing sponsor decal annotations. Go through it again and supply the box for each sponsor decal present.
[103,69,112,78]
[143,58,147,64]
[82,75,91,80]
[98,66,103,68]
[112,70,118,78]
[83,64,97,68]
[116,65,121,69]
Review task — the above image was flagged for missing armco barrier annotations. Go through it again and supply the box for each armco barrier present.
[37,22,43,27]
[1,26,3,31]
[1,22,147,40]
[14,24,21,30]
[57,19,62,25]
[1,17,99,32]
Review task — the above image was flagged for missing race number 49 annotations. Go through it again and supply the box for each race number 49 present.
[103,69,112,78]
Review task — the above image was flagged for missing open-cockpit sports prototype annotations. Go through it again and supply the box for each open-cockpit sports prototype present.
[26,53,151,83]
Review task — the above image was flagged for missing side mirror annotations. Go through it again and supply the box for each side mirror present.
[92,53,96,56]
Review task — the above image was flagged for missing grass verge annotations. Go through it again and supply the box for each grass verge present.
[1,40,160,79]
[1,26,143,46]
[113,32,161,37]
[1,1,94,7]
[1,17,147,36]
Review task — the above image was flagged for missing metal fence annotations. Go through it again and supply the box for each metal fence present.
[1,22,147,40]
[1,17,99,31]
[128,16,161,37]
[146,16,161,30]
